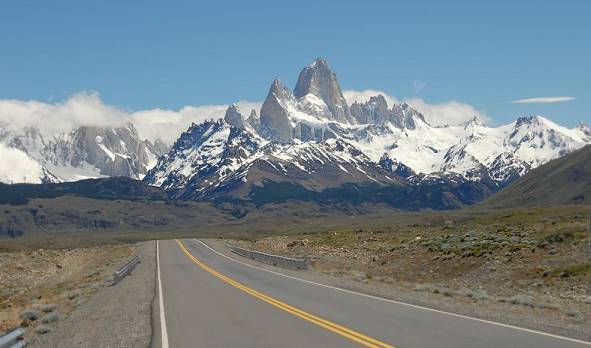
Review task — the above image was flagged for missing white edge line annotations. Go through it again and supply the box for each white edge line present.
[157,241,170,348]
[194,239,591,346]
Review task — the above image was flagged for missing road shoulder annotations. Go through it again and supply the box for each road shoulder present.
[30,241,156,348]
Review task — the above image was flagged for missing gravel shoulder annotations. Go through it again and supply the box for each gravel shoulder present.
[206,238,591,342]
[30,241,156,348]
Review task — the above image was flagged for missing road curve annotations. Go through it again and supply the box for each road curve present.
[155,239,591,348]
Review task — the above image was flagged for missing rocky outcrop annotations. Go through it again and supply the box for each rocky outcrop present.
[224,104,247,130]
[260,80,294,143]
[246,109,261,130]
[145,138,169,158]
[259,58,359,142]
[391,103,427,130]
[487,153,531,188]
[378,154,416,178]
[69,124,156,178]
[293,58,353,124]
[350,95,428,129]
[577,122,591,139]
[350,95,391,125]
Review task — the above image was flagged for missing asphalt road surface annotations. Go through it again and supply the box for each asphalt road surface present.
[154,239,591,348]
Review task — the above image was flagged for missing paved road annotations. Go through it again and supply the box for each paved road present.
[155,239,591,348]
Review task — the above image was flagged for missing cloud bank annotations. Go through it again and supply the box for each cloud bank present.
[0,93,129,135]
[0,92,261,145]
[0,90,489,146]
[343,90,489,126]
[511,96,575,104]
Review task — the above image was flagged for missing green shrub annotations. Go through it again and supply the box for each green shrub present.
[509,294,535,307]
[41,312,59,323]
[39,303,58,313]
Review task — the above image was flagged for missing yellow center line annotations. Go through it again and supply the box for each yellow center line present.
[175,239,395,348]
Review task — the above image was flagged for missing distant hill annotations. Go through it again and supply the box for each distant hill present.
[0,177,167,205]
[483,145,591,208]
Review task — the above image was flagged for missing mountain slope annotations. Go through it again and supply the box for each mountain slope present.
[144,120,403,200]
[0,177,167,205]
[144,119,497,209]
[483,144,591,207]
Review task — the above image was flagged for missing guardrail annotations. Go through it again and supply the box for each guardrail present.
[229,245,308,270]
[0,328,26,348]
[112,255,140,285]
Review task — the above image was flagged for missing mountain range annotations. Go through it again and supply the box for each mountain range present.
[1,58,590,209]
[143,58,590,208]
[0,123,166,183]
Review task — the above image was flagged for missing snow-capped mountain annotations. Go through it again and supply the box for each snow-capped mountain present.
[145,58,591,207]
[0,123,163,183]
[3,57,588,210]
[143,118,405,201]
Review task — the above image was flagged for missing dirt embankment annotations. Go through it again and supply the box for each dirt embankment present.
[0,244,132,340]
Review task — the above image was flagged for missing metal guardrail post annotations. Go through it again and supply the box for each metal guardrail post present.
[0,328,26,348]
[112,255,140,285]
[228,245,308,270]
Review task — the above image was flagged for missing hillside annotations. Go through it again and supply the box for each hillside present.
[484,144,591,207]
[0,177,167,205]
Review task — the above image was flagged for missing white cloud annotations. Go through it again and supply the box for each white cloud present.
[0,92,261,145]
[0,92,129,135]
[131,101,261,144]
[343,90,489,126]
[405,98,490,127]
[0,143,45,184]
[511,96,575,104]
[342,89,400,107]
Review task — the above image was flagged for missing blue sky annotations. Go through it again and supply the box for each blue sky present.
[0,0,589,126]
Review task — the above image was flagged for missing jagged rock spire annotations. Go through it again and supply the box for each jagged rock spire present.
[260,79,293,143]
[293,58,354,124]
[350,95,390,124]
[224,103,246,130]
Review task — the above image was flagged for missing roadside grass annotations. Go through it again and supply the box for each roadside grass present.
[550,263,591,279]
[232,204,591,325]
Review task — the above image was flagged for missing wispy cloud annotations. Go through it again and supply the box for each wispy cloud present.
[413,80,426,93]
[511,96,575,104]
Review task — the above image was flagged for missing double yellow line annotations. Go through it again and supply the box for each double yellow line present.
[175,239,395,348]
